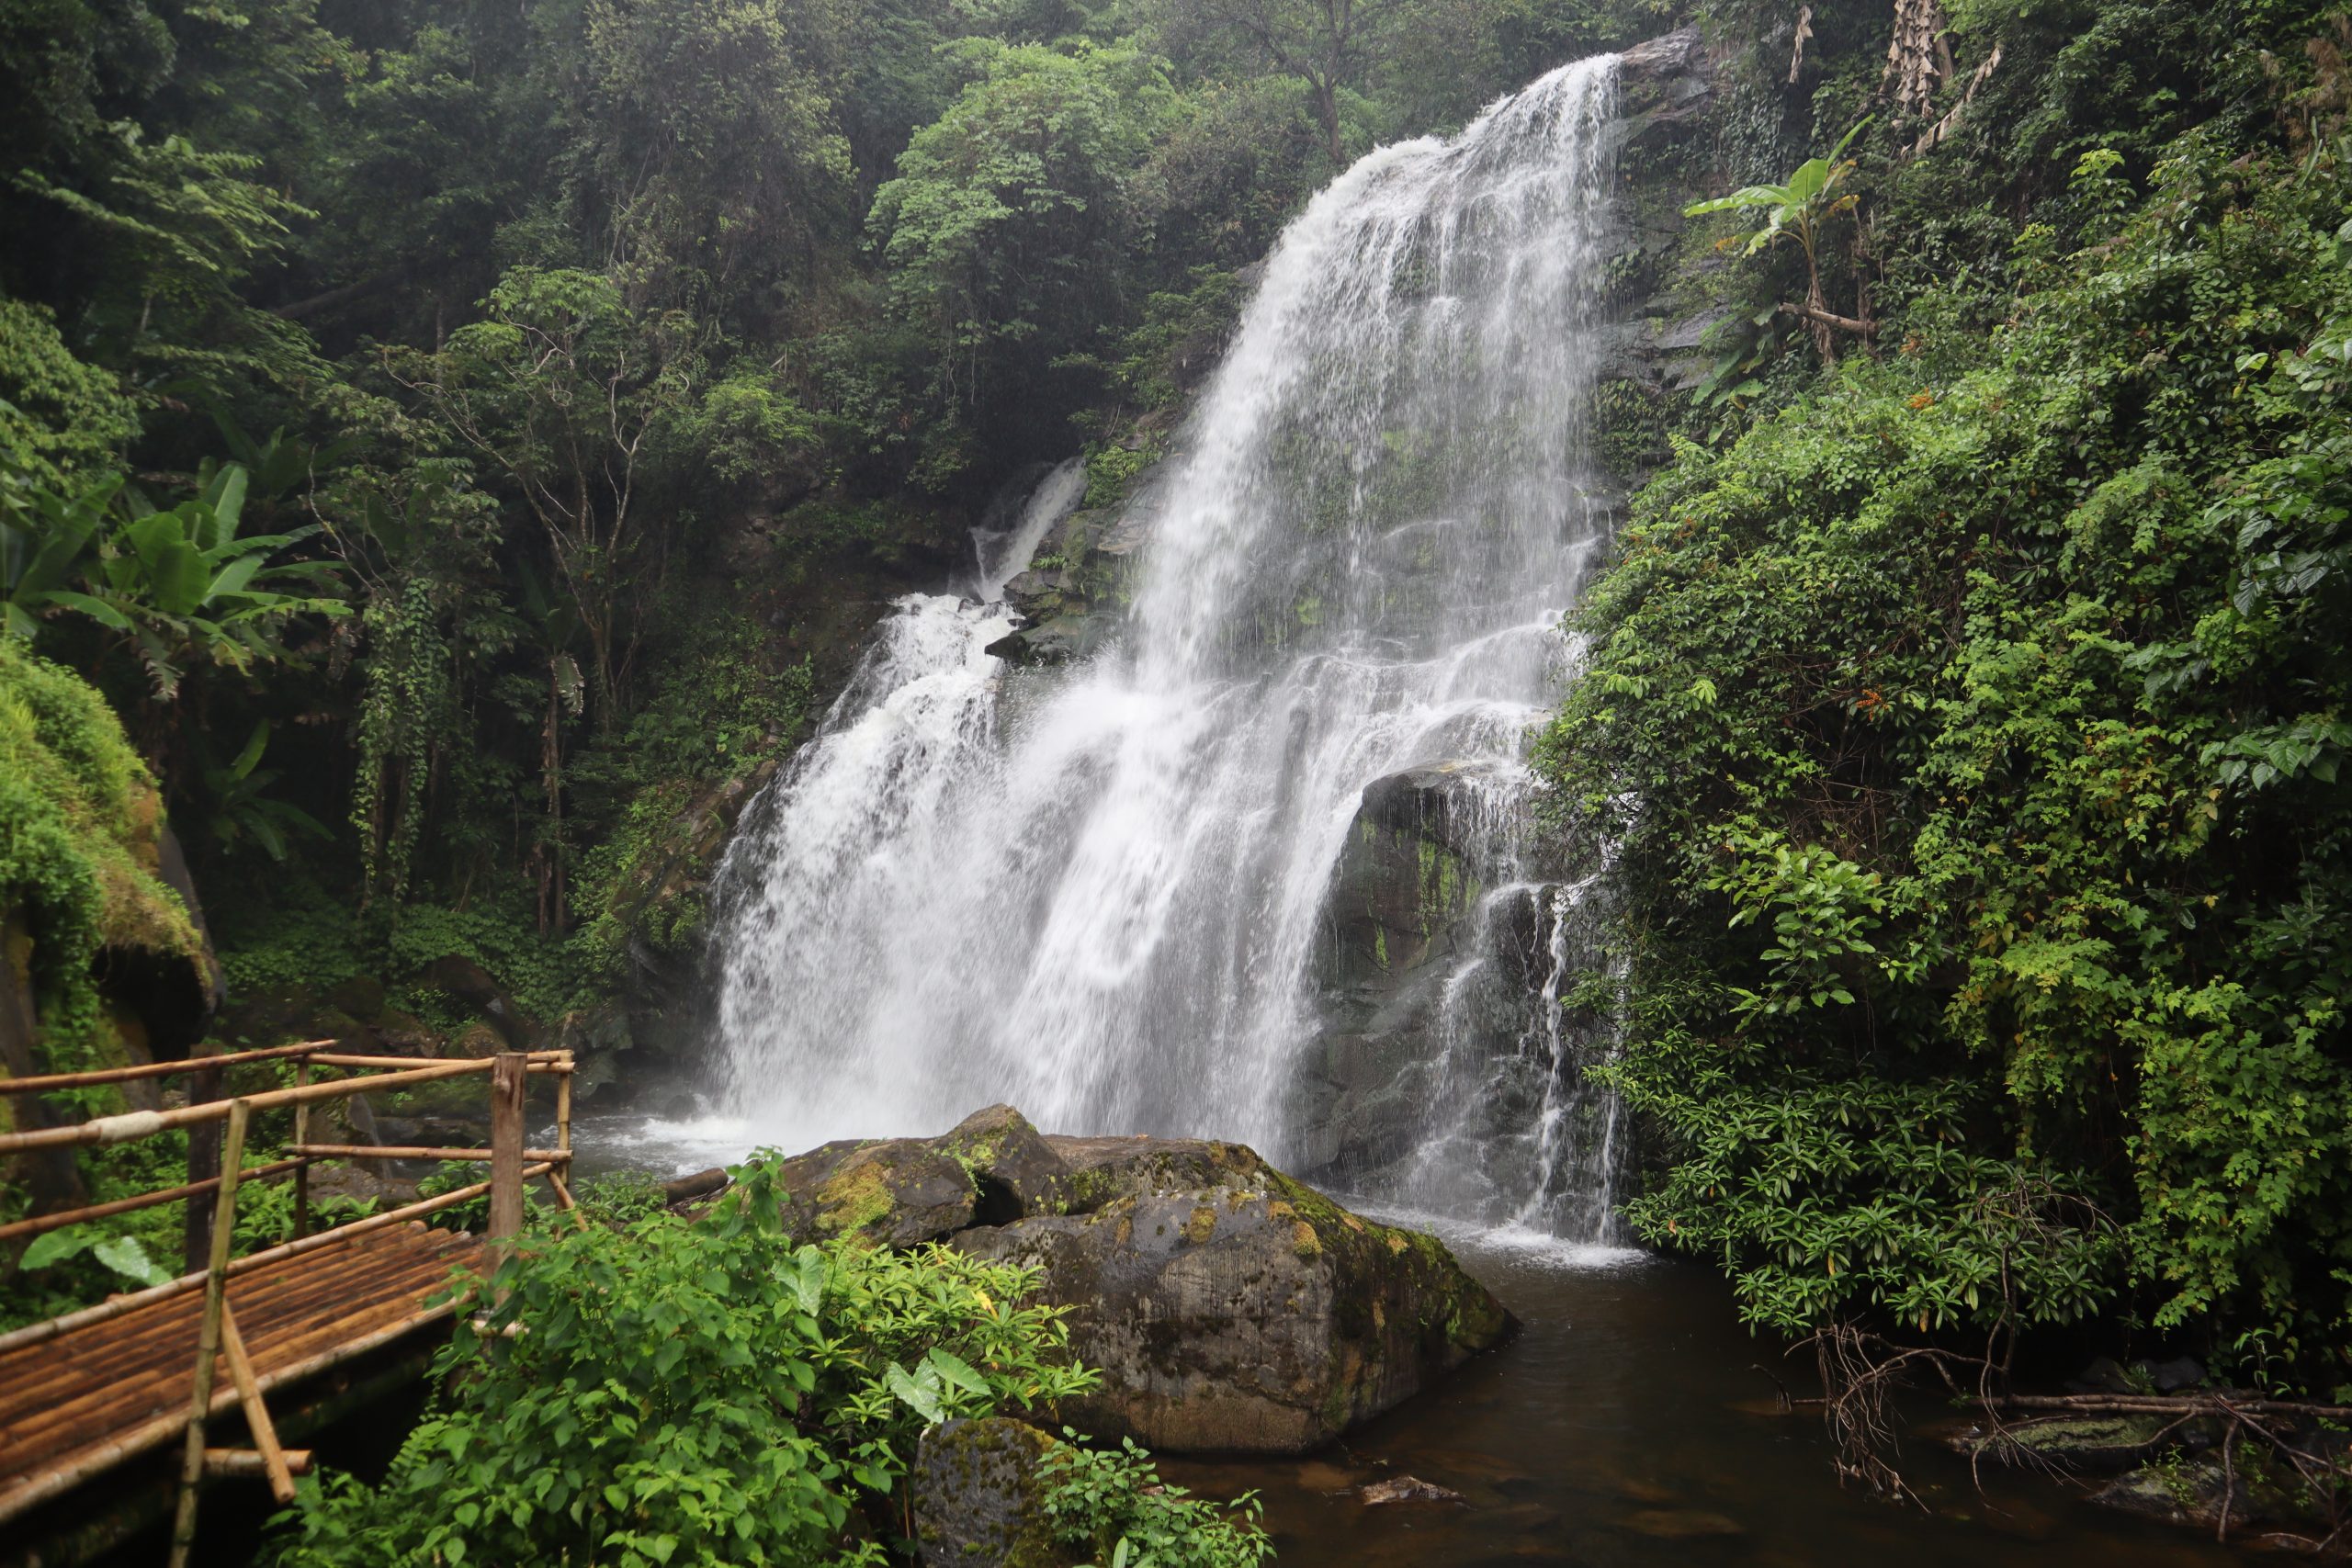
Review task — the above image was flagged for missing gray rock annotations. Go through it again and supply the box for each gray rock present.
[956,1135,1512,1454]
[911,1417,1080,1568]
[2065,1356,2141,1394]
[2090,1459,2234,1529]
[1360,1475,1464,1506]
[937,1104,1073,1222]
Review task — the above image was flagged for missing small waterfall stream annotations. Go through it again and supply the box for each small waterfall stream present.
[709,55,1626,1242]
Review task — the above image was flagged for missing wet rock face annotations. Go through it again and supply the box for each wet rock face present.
[1293,760,1559,1179]
[764,1108,1512,1455]
[775,1136,984,1248]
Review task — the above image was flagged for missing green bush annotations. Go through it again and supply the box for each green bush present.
[1541,130,2352,1393]
[267,1155,1267,1566]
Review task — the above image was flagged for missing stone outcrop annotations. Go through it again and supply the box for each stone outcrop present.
[763,1107,1512,1454]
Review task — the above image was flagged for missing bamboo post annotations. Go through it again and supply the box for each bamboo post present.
[217,1302,297,1504]
[168,1097,249,1568]
[182,1049,223,1275]
[292,1059,311,1240]
[486,1053,526,1302]
[556,1051,571,1162]
[548,1053,588,1229]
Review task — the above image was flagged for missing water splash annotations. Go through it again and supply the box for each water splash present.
[711,56,1625,1239]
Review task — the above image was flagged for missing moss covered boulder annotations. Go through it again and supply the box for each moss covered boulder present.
[910,1417,1081,1568]
[774,1104,1071,1247]
[956,1134,1513,1454]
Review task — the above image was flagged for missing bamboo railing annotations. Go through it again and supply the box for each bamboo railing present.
[0,1040,576,1566]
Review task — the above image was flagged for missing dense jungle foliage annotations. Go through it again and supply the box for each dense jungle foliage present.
[1543,0,2352,1399]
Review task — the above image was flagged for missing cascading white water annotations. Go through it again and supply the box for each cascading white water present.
[710,55,1624,1237]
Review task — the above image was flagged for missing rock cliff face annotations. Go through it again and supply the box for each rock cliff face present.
[764,1106,1513,1456]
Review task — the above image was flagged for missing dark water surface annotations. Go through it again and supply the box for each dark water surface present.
[1154,1232,2238,1568]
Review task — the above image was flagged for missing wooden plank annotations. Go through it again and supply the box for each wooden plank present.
[0,1164,544,1354]
[0,1247,476,1525]
[0,1224,481,1517]
[0,1223,450,1404]
[0,1226,476,1438]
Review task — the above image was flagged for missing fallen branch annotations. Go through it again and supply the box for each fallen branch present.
[1987,1393,2352,1420]
[1779,300,1875,337]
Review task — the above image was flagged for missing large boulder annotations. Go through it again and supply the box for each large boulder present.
[910,1417,1081,1568]
[759,1109,1512,1454]
[956,1134,1513,1454]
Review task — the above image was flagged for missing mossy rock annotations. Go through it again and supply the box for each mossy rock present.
[911,1417,1081,1568]
[773,1136,978,1248]
[956,1132,1513,1454]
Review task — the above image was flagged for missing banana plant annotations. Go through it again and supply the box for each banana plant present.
[67,461,348,698]
[1685,119,1872,355]
[200,720,333,860]
[0,470,121,637]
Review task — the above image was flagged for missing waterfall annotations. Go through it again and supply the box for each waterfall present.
[710,55,1624,1238]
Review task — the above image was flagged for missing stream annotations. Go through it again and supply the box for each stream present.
[582,1112,2237,1566]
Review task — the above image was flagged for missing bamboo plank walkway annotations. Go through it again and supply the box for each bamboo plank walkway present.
[0,1221,480,1526]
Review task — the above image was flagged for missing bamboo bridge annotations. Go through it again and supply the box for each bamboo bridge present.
[0,1042,581,1564]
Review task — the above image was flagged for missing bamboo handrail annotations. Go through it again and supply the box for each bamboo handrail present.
[307,1051,571,1070]
[0,1042,572,1097]
[0,1041,334,1096]
[290,1144,572,1163]
[0,1157,311,1245]
[0,1057,494,1156]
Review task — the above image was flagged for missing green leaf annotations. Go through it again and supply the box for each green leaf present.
[92,1235,174,1288]
[20,1228,96,1269]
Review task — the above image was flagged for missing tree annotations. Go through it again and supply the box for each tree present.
[387,265,700,725]
[1176,0,1396,164]
[871,40,1173,469]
